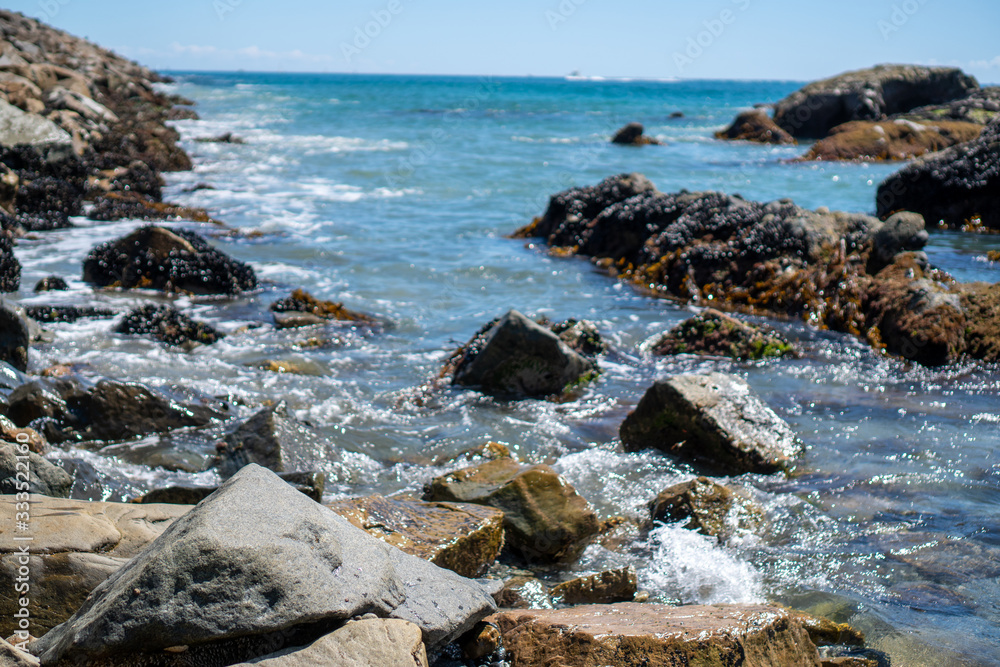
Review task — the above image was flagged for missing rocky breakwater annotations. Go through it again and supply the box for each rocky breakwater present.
[514,173,1000,366]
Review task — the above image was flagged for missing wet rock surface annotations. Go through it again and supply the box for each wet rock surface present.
[620,373,801,474]
[491,603,822,666]
[82,225,258,294]
[877,115,1000,230]
[449,310,598,399]
[424,457,600,563]
[0,233,20,292]
[270,288,379,327]
[114,304,223,347]
[327,494,505,578]
[23,305,116,323]
[648,476,761,540]
[771,65,978,138]
[649,308,794,360]
[0,300,30,370]
[31,465,497,666]
[517,174,1000,365]
[715,109,795,144]
[549,567,638,605]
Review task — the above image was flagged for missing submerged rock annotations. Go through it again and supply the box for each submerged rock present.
[424,457,600,563]
[327,494,505,578]
[876,115,1000,230]
[772,64,978,139]
[650,309,794,360]
[82,225,258,294]
[450,310,597,399]
[0,495,189,636]
[33,276,69,294]
[270,289,379,328]
[114,304,223,347]
[0,441,71,496]
[800,119,982,162]
[611,122,662,146]
[715,109,795,144]
[492,603,822,666]
[31,465,497,665]
[231,619,428,667]
[213,402,351,481]
[620,373,801,474]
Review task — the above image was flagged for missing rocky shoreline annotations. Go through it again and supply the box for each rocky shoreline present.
[0,11,994,667]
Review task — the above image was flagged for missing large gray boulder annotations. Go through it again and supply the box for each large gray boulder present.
[773,64,978,138]
[620,373,801,474]
[0,98,72,149]
[234,619,428,667]
[32,465,496,666]
[0,442,71,497]
[451,310,597,399]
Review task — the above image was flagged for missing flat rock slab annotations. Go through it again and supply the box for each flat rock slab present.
[234,619,427,667]
[620,373,800,474]
[493,603,821,667]
[327,495,504,578]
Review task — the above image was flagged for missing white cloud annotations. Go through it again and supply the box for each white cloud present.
[969,55,1000,69]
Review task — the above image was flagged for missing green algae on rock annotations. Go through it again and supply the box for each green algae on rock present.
[649,308,794,361]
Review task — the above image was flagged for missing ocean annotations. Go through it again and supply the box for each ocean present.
[16,73,1000,665]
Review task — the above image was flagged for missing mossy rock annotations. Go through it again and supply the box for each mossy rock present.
[650,309,794,361]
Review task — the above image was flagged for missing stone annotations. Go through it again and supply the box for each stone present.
[31,465,497,665]
[715,109,795,144]
[424,458,599,563]
[135,471,325,505]
[870,211,928,270]
[549,567,638,605]
[492,603,821,666]
[0,415,45,454]
[196,132,246,145]
[876,115,1000,230]
[772,65,978,138]
[327,495,504,578]
[272,311,328,329]
[82,225,257,295]
[620,373,801,474]
[0,361,27,397]
[87,191,215,223]
[270,289,379,327]
[212,402,351,481]
[450,310,597,399]
[456,621,501,662]
[232,619,427,667]
[0,495,189,636]
[902,86,1000,125]
[649,476,761,540]
[0,442,71,497]
[649,309,794,360]
[0,98,71,149]
[0,235,19,293]
[551,318,607,357]
[0,300,29,371]
[114,304,223,347]
[611,122,662,146]
[800,119,981,162]
[22,306,116,323]
[495,576,554,609]
[0,638,38,667]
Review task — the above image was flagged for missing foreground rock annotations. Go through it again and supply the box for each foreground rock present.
[232,619,428,667]
[492,603,822,666]
[649,309,793,360]
[800,119,982,162]
[877,115,1000,230]
[0,441,71,496]
[114,304,223,348]
[516,173,1000,365]
[448,310,597,399]
[0,495,189,636]
[425,457,599,563]
[620,373,800,474]
[772,64,978,138]
[270,289,379,329]
[327,495,504,578]
[82,225,257,294]
[32,465,497,665]
[611,122,661,146]
[6,377,229,444]
[715,109,795,144]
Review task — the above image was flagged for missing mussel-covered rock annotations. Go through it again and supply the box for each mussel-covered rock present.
[650,309,793,360]
[114,304,223,347]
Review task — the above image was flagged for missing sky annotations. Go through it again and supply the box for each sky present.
[4,0,999,82]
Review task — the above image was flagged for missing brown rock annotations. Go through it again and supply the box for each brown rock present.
[424,458,600,563]
[800,119,982,162]
[649,476,745,538]
[549,567,637,605]
[611,122,662,146]
[492,603,821,666]
[495,576,554,609]
[715,109,796,144]
[457,621,501,662]
[327,494,505,578]
[0,415,46,454]
[649,309,794,360]
[0,495,189,636]
[270,289,379,327]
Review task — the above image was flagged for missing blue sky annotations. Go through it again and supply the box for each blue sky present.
[6,0,999,82]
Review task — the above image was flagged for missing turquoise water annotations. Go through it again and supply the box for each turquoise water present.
[16,73,1000,665]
